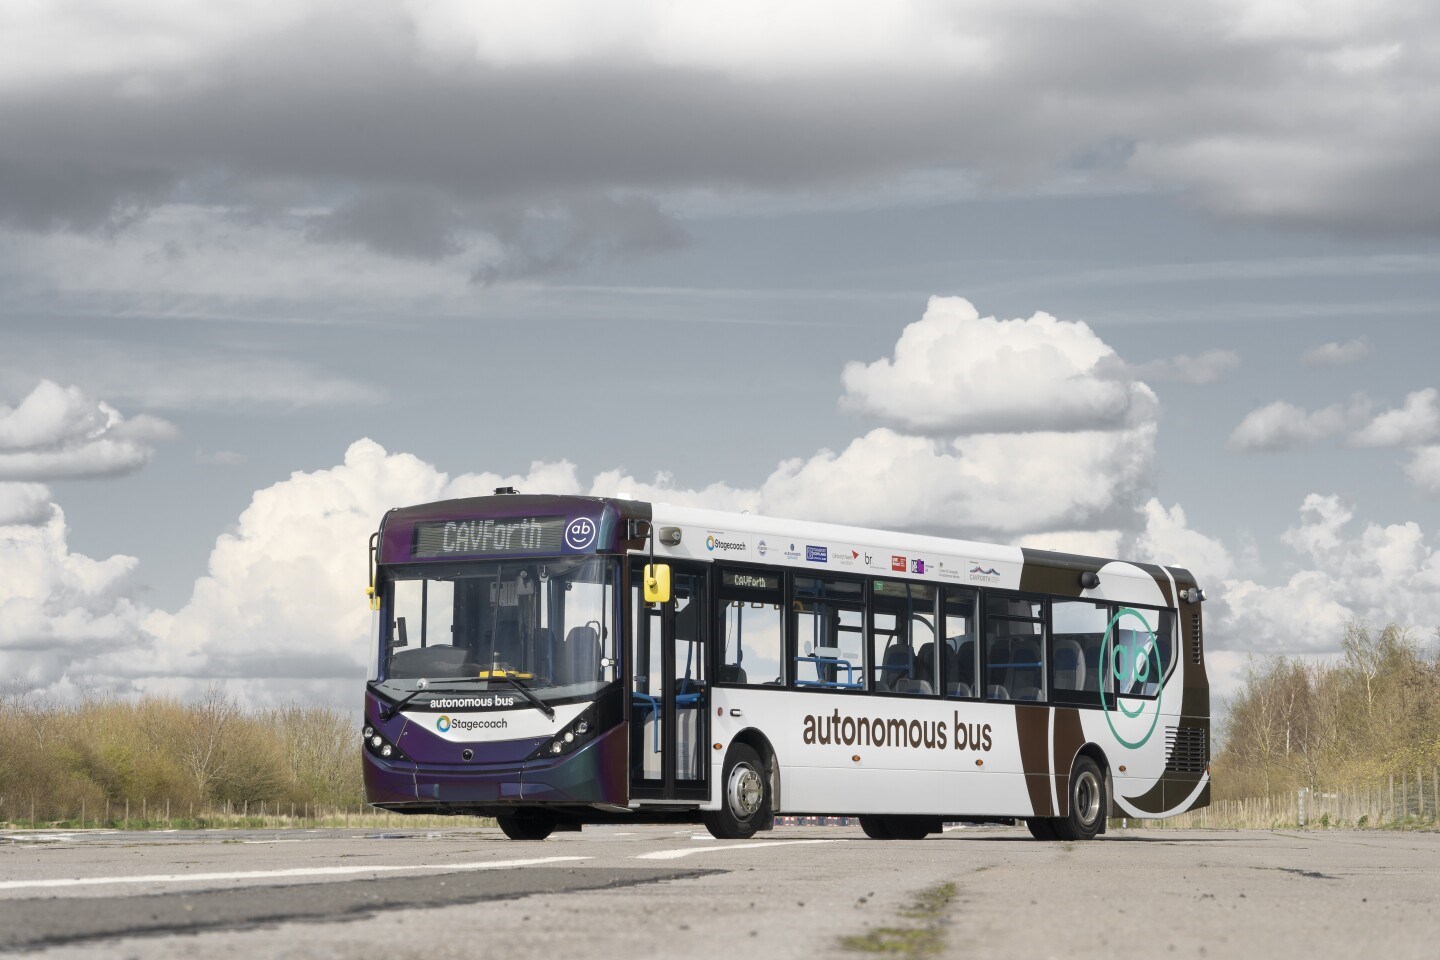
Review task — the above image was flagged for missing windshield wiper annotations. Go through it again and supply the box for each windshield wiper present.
[497,673,556,720]
[370,680,427,720]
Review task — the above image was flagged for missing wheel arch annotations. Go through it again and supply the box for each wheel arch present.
[728,727,781,815]
[1073,742,1112,832]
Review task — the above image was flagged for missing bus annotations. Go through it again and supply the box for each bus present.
[362,491,1210,841]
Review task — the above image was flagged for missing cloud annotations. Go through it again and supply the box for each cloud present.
[1215,493,1440,653]
[840,297,1158,435]
[1226,399,1361,452]
[0,0,1437,304]
[1131,499,1234,582]
[1404,446,1440,497]
[0,505,159,691]
[1302,338,1371,367]
[1350,388,1440,447]
[0,380,177,480]
[0,482,54,526]
[1101,349,1240,386]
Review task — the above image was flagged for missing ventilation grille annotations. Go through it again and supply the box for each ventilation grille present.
[1165,726,1208,774]
[1190,612,1203,664]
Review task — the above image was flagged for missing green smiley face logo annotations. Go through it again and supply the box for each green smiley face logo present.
[1098,606,1163,749]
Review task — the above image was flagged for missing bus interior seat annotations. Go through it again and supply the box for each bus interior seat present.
[954,639,975,686]
[878,642,914,691]
[1009,639,1042,692]
[894,678,933,695]
[915,642,938,687]
[986,684,1010,701]
[388,645,474,679]
[717,664,748,684]
[947,681,973,698]
[561,625,600,684]
[1012,686,1042,701]
[1054,637,1085,691]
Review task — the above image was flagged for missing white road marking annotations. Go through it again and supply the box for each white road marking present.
[635,839,844,860]
[0,856,590,892]
[240,839,307,844]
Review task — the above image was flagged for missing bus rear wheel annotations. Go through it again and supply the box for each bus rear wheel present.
[858,815,893,840]
[883,815,938,840]
[1051,756,1106,841]
[497,813,555,841]
[701,743,769,840]
[1025,817,1057,840]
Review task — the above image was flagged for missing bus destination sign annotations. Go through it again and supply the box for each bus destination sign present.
[412,516,568,558]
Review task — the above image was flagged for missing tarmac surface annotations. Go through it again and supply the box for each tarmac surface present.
[1,823,1437,958]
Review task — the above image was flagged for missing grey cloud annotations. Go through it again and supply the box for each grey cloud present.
[0,159,173,234]
[1,2,1437,273]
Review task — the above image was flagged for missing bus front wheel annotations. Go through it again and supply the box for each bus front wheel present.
[702,743,770,840]
[858,815,893,840]
[1051,756,1106,841]
[497,813,555,841]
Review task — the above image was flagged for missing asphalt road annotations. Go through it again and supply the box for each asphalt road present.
[2,823,1437,958]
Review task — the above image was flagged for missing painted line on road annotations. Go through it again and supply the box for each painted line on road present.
[635,839,845,860]
[0,856,590,891]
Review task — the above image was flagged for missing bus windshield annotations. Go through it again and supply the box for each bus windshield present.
[379,556,616,698]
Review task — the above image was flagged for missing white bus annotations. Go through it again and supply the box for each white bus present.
[363,492,1210,841]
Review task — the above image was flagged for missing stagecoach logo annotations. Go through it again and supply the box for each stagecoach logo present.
[436,715,452,733]
[967,562,1001,583]
[565,517,597,551]
[706,533,747,553]
[435,714,510,733]
[805,545,827,563]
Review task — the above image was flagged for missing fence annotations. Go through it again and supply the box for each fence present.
[0,797,487,832]
[1149,766,1440,830]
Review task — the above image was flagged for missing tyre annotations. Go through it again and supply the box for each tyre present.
[1051,756,1106,841]
[859,815,893,840]
[497,813,555,841]
[701,743,770,839]
[883,815,938,840]
[1025,817,1057,841]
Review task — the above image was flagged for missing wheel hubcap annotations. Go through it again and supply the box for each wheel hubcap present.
[727,762,763,820]
[1074,771,1100,826]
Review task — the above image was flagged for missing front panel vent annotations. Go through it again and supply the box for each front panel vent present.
[1165,725,1208,774]
[1190,612,1203,664]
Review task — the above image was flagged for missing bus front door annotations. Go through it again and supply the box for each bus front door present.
[630,568,709,802]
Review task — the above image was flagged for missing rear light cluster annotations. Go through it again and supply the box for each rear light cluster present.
[364,725,408,761]
[533,707,597,760]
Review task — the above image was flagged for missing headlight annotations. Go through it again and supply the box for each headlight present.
[532,705,599,759]
[363,726,407,761]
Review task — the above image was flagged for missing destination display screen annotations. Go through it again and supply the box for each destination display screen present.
[412,516,568,558]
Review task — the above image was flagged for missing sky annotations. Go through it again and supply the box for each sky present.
[4,0,1440,711]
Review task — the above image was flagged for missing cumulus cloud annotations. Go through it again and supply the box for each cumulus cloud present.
[840,297,1158,435]
[1350,388,1440,447]
[0,506,159,691]
[1215,493,1440,653]
[0,482,54,526]
[1131,499,1235,582]
[1302,338,1371,367]
[0,380,177,480]
[1226,398,1362,452]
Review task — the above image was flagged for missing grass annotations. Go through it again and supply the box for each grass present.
[839,881,957,958]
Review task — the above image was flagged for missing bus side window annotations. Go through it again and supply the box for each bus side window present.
[942,588,978,699]
[718,569,784,686]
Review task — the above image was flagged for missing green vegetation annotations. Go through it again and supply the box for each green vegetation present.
[1214,621,1440,799]
[0,686,367,828]
[839,881,956,958]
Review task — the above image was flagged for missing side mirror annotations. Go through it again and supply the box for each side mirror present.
[643,564,672,604]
